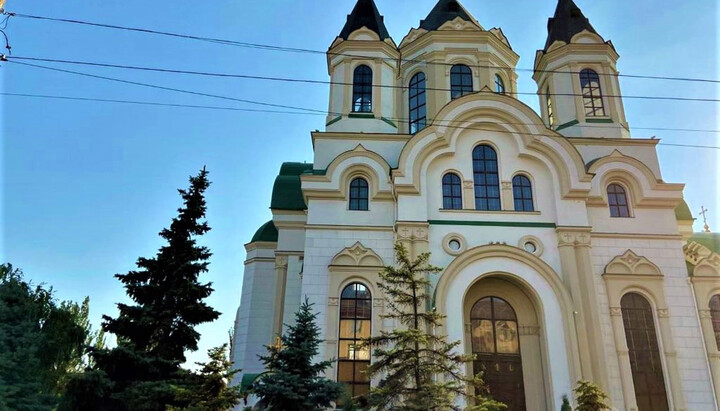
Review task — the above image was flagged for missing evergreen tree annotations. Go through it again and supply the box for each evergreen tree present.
[574,380,610,411]
[561,395,572,411]
[174,344,243,411]
[0,263,91,410]
[62,168,220,411]
[366,243,505,411]
[253,298,344,410]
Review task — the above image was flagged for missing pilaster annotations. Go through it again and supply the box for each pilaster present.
[699,309,720,406]
[272,255,288,339]
[396,221,429,259]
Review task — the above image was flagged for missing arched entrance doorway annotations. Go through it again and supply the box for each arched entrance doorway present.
[463,276,549,411]
[471,296,525,410]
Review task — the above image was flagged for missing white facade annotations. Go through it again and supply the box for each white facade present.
[232,1,720,410]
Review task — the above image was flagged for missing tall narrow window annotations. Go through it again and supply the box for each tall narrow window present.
[495,74,505,94]
[442,173,462,210]
[473,145,501,211]
[338,283,372,400]
[710,295,720,350]
[353,65,372,113]
[580,69,606,117]
[471,297,525,410]
[512,175,534,212]
[349,178,369,211]
[546,88,555,127]
[607,184,630,218]
[451,64,473,99]
[409,72,427,134]
[621,293,669,411]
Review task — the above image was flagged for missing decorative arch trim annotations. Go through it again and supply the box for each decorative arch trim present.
[604,250,662,277]
[330,242,385,268]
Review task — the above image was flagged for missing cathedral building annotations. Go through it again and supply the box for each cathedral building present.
[232,0,720,409]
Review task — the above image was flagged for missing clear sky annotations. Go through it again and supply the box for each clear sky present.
[2,0,718,367]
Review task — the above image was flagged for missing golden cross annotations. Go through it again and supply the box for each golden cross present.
[700,206,711,233]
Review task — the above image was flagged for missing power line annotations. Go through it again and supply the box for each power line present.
[5,91,719,151]
[6,11,720,85]
[6,60,337,115]
[8,55,720,103]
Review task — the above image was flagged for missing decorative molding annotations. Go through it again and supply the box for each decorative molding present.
[396,223,429,242]
[330,242,384,267]
[275,256,288,269]
[325,339,337,345]
[556,229,591,247]
[656,308,670,318]
[463,180,474,189]
[501,181,512,190]
[694,254,720,278]
[684,241,713,266]
[373,298,384,307]
[664,351,677,358]
[442,233,468,256]
[328,297,339,306]
[610,307,623,317]
[699,309,713,319]
[604,250,662,277]
[430,220,555,229]
[519,325,540,336]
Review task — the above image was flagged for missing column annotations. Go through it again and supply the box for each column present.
[699,309,720,406]
[656,309,687,410]
[272,255,288,340]
[610,306,638,411]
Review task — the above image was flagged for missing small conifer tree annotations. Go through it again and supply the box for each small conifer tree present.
[366,243,505,411]
[253,298,344,410]
[574,380,610,411]
[561,395,572,411]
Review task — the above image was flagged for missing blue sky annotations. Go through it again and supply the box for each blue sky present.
[2,0,718,366]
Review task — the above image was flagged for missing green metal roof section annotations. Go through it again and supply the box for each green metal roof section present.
[689,232,720,254]
[675,200,694,221]
[251,220,278,243]
[271,162,313,211]
[240,373,262,392]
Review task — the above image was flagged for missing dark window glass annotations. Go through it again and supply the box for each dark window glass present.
[338,283,372,401]
[451,64,473,99]
[512,175,534,212]
[353,65,372,113]
[442,173,463,210]
[472,145,501,211]
[608,184,630,218]
[471,297,525,410]
[495,74,505,94]
[349,178,369,211]
[621,293,669,411]
[580,69,606,117]
[710,295,720,350]
[409,72,427,134]
[546,88,554,127]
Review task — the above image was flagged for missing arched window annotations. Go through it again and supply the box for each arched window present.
[580,69,606,117]
[710,295,720,350]
[353,65,373,113]
[349,178,369,211]
[495,74,505,94]
[607,184,630,218]
[442,173,462,210]
[471,297,525,410]
[409,72,427,134]
[472,145,501,211]
[512,175,534,212]
[450,64,473,99]
[621,293,669,411]
[338,283,372,400]
[546,87,555,127]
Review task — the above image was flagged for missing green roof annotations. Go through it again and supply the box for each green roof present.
[251,220,278,243]
[240,373,262,392]
[270,162,313,211]
[689,232,720,254]
[675,200,694,221]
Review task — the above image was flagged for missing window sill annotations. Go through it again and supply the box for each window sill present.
[348,113,375,119]
[439,209,541,215]
[586,117,614,124]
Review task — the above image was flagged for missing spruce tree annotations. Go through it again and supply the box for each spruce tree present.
[62,168,220,410]
[574,380,610,411]
[253,298,344,410]
[174,343,243,410]
[366,243,505,411]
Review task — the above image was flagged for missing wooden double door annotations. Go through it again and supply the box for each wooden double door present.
[471,297,526,410]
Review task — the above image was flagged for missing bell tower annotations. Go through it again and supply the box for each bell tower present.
[326,0,399,133]
[533,0,629,139]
